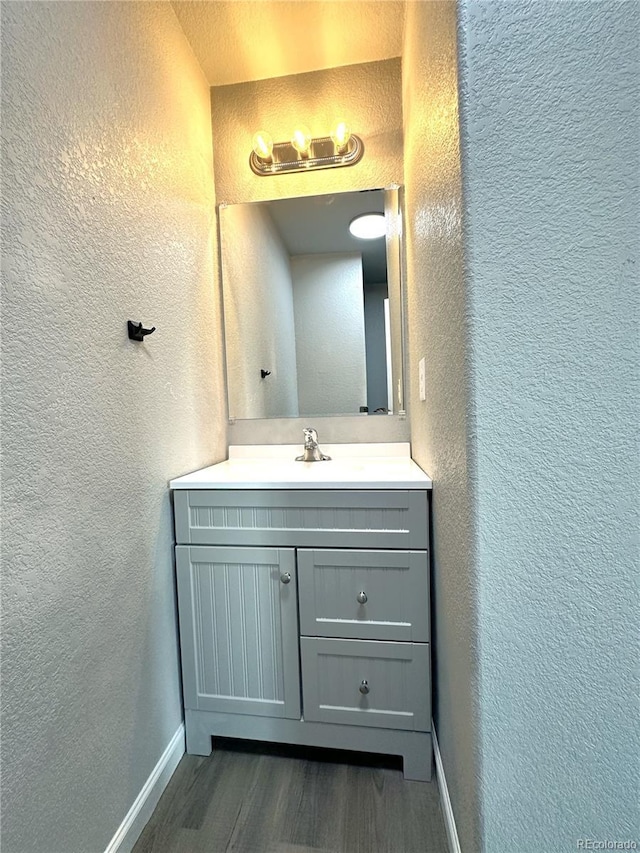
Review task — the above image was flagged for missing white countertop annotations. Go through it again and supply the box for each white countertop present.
[169,443,432,490]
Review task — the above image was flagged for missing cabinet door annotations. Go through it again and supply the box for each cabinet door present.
[176,545,300,719]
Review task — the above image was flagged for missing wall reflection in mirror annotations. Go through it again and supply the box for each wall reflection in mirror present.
[219,187,404,420]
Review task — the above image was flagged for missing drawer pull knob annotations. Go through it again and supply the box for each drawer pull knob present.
[280,572,291,585]
[357,591,368,604]
[359,679,370,695]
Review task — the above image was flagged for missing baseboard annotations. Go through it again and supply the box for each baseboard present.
[433,722,462,853]
[105,723,185,853]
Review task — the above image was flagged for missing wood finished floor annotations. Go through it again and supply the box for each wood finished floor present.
[132,738,449,853]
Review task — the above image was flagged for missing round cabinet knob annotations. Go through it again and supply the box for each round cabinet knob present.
[359,679,370,695]
[357,591,368,604]
[280,572,291,585]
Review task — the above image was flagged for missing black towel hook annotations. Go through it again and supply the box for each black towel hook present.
[128,320,156,342]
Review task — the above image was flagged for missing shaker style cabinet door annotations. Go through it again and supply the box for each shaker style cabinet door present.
[176,545,300,719]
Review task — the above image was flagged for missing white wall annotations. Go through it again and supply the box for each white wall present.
[220,203,299,419]
[0,3,226,851]
[405,2,639,851]
[458,2,639,849]
[292,253,367,417]
[402,3,480,852]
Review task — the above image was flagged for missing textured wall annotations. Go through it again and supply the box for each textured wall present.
[220,203,299,418]
[211,58,408,442]
[0,3,225,852]
[458,2,639,850]
[170,0,404,86]
[402,3,481,852]
[292,253,367,416]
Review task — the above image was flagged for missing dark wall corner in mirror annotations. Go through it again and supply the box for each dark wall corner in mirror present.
[219,187,406,423]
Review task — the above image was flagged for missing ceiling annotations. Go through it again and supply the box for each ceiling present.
[171,1,405,86]
[265,188,387,284]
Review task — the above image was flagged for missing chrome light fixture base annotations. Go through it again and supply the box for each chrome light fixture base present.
[249,134,364,176]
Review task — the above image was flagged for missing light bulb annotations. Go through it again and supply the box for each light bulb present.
[330,121,352,153]
[252,131,273,162]
[291,126,312,158]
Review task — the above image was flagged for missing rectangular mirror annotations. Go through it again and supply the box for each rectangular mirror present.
[219,186,405,420]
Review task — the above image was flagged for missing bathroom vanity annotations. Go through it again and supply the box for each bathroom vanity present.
[169,443,433,780]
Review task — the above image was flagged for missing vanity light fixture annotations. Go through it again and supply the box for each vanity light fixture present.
[249,121,364,176]
[349,213,386,240]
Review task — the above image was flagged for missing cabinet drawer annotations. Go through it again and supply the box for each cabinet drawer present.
[174,490,428,549]
[300,637,430,732]
[298,550,429,642]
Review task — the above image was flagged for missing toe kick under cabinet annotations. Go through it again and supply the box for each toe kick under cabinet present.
[173,488,432,781]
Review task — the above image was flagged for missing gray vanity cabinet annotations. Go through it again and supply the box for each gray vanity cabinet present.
[172,489,433,781]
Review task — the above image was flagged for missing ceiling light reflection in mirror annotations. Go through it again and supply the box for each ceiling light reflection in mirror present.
[349,213,387,240]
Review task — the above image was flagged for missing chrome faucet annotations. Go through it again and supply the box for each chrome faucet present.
[295,427,331,462]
